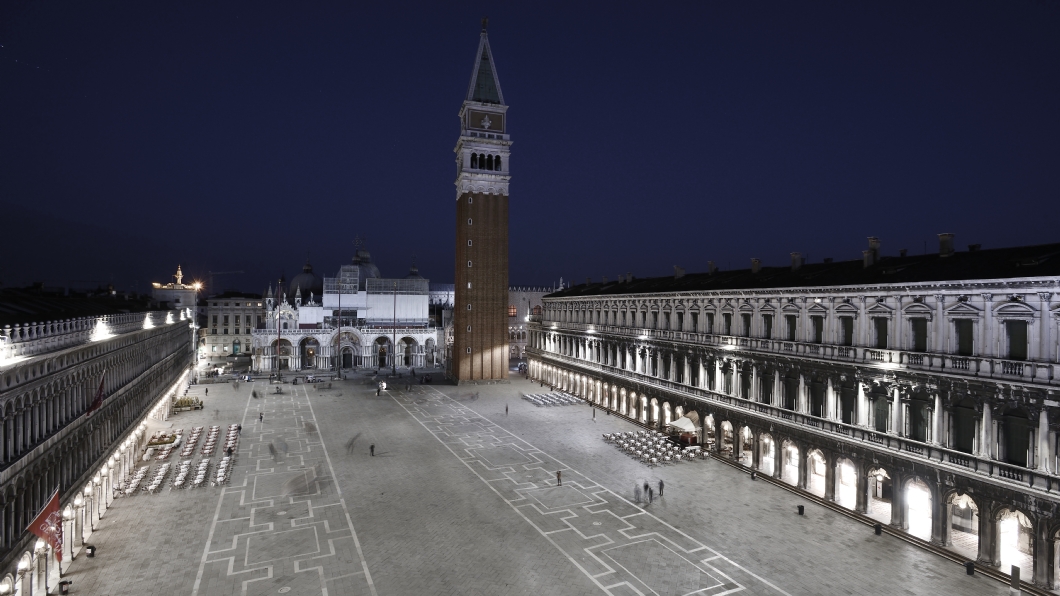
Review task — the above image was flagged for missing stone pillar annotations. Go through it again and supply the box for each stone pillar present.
[981,293,995,358]
[797,444,808,490]
[977,508,997,566]
[891,387,902,435]
[715,359,723,393]
[797,374,807,414]
[773,372,782,408]
[1040,293,1054,364]
[825,376,836,421]
[1034,520,1053,588]
[890,473,904,528]
[855,465,869,514]
[1037,410,1050,473]
[931,485,945,545]
[824,453,836,501]
[933,392,944,445]
[773,439,783,479]
[750,365,759,401]
[751,431,761,470]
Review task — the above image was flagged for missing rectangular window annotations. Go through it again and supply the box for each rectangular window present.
[676,312,684,331]
[223,315,229,326]
[911,318,928,352]
[955,319,974,356]
[245,315,251,326]
[873,318,888,349]
[762,314,773,339]
[212,315,218,326]
[840,317,853,346]
[741,313,751,337]
[211,329,217,335]
[651,312,658,329]
[691,312,698,332]
[223,329,229,335]
[1006,320,1028,361]
[811,316,823,343]
[663,312,670,330]
[722,313,732,335]
[785,315,797,341]
[508,305,517,317]
[212,346,217,352]
[235,329,240,335]
[705,313,714,334]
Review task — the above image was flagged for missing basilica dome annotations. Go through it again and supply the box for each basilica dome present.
[353,248,381,280]
[289,260,323,300]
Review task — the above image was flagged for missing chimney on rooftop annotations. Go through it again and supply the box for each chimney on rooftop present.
[939,233,955,257]
[790,253,803,271]
[708,261,717,275]
[674,265,685,279]
[865,237,880,266]
[751,258,761,273]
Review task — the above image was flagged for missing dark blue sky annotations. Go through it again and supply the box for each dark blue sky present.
[2,1,1057,294]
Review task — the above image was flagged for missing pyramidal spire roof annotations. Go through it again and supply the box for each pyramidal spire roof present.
[465,20,505,105]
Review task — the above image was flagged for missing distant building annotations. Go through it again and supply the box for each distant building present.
[201,291,264,366]
[431,283,549,361]
[151,265,199,312]
[251,249,438,372]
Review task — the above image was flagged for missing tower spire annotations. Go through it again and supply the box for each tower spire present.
[466,23,504,105]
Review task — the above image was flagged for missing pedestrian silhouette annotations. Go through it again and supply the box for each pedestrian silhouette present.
[205,388,208,396]
[506,404,508,416]
[259,412,263,423]
[556,470,562,486]
[634,484,641,503]
[659,479,664,497]
[268,443,277,461]
[370,444,375,456]
[648,487,653,504]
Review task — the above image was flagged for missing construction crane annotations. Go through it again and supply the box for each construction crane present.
[207,271,245,293]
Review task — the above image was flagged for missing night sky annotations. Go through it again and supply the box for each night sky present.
[2,2,1058,295]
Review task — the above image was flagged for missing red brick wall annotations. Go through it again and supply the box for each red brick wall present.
[453,192,510,380]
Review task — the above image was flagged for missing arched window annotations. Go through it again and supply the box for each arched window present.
[470,153,478,169]
[486,155,494,170]
[495,156,502,170]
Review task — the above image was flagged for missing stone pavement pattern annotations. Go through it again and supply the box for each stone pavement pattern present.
[61,373,1018,596]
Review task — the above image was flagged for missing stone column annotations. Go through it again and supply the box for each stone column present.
[825,376,836,420]
[931,485,946,545]
[890,473,904,528]
[977,507,997,565]
[1034,520,1053,588]
[981,406,995,459]
[797,444,809,489]
[797,374,807,413]
[981,293,995,358]
[773,439,783,479]
[933,392,945,445]
[1038,409,1050,473]
[824,453,836,501]
[715,359,723,393]
[855,465,869,514]
[891,387,902,435]
[773,372,782,408]
[1040,293,1054,364]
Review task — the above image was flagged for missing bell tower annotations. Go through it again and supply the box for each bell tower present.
[452,19,510,382]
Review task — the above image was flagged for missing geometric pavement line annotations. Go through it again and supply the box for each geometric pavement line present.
[391,386,792,596]
[189,382,378,596]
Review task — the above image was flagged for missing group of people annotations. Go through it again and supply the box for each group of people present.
[634,479,664,504]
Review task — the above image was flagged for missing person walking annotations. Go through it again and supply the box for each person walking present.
[259,412,263,423]
[592,407,595,421]
[205,388,208,396]
[634,483,641,504]
[556,470,562,486]
[236,424,242,435]
[505,403,509,416]
[370,444,375,457]
[376,386,380,396]
[643,481,649,497]
[268,443,277,461]
[648,487,653,504]
[659,479,664,497]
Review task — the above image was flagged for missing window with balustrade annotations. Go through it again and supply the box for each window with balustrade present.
[785,315,797,341]
[811,316,824,344]
[1005,320,1028,361]
[839,317,854,346]
[873,318,889,349]
[762,314,773,339]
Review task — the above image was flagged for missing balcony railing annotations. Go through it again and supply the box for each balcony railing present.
[1,310,185,365]
[529,346,1060,493]
[537,320,1055,383]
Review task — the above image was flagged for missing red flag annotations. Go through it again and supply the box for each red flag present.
[29,488,63,562]
[85,370,106,417]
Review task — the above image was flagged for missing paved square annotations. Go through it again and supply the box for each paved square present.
[60,371,1018,596]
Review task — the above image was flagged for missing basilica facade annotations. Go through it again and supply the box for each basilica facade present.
[529,236,1060,588]
[251,249,439,373]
